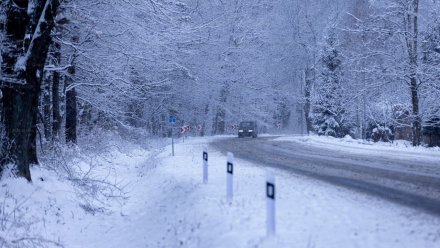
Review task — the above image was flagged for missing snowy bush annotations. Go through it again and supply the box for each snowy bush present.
[371,125,393,143]
[314,115,338,137]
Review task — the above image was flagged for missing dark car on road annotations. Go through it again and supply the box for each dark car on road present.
[238,121,258,138]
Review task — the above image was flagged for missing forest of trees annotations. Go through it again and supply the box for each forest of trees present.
[1,0,440,181]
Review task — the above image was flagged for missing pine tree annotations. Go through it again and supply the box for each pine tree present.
[312,29,349,138]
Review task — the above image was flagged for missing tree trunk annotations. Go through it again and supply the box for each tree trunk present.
[0,0,60,180]
[201,103,209,136]
[42,71,52,140]
[65,66,77,144]
[213,84,229,135]
[52,42,62,140]
[405,0,421,146]
[410,76,421,145]
[303,67,314,134]
[1,86,38,180]
[213,108,226,135]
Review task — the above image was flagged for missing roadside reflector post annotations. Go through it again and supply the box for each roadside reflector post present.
[172,135,174,156]
[168,117,176,156]
[266,173,276,236]
[203,147,208,184]
[227,152,234,202]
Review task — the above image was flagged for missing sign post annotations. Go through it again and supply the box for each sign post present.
[203,147,208,183]
[227,152,234,202]
[180,125,190,143]
[266,172,276,236]
[168,117,176,156]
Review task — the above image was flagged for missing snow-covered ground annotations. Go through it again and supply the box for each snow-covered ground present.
[1,135,439,247]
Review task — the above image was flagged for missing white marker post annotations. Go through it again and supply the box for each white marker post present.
[172,133,174,156]
[266,173,276,236]
[168,117,176,156]
[226,152,234,202]
[203,147,208,184]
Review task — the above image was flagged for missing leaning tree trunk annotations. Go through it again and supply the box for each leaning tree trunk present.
[0,0,59,181]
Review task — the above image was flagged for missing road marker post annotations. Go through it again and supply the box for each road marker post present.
[203,147,208,184]
[227,152,234,202]
[266,172,276,236]
[168,117,176,156]
[172,134,174,156]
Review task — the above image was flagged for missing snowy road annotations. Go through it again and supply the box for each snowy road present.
[212,136,440,216]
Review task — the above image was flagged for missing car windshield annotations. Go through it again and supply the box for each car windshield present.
[239,122,254,128]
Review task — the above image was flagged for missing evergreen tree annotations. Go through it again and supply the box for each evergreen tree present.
[312,29,349,137]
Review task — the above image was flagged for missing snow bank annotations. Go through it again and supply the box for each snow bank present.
[274,135,440,163]
[0,133,157,247]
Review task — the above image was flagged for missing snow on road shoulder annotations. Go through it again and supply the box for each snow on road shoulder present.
[274,135,440,163]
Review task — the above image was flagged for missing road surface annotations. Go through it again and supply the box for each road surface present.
[211,136,440,216]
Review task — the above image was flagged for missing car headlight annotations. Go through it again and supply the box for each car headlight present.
[239,130,244,132]
[248,130,253,132]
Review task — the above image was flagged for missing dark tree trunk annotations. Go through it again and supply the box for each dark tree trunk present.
[0,0,60,180]
[52,42,62,140]
[201,103,209,137]
[213,84,229,135]
[303,67,314,134]
[411,76,421,145]
[65,66,77,144]
[42,71,52,139]
[404,0,421,146]
[214,108,226,135]
[1,86,38,180]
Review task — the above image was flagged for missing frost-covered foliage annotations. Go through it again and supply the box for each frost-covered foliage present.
[421,17,440,129]
[61,0,302,136]
[335,0,440,145]
[3,0,440,148]
[292,0,440,145]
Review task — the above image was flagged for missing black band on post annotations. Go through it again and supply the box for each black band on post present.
[227,162,233,174]
[266,182,275,199]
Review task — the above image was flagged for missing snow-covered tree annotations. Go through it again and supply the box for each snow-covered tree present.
[1,0,60,180]
[312,28,350,138]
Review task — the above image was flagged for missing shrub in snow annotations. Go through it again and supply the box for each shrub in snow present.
[371,125,393,143]
[314,115,337,137]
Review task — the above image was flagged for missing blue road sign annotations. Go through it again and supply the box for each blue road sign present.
[168,117,176,123]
